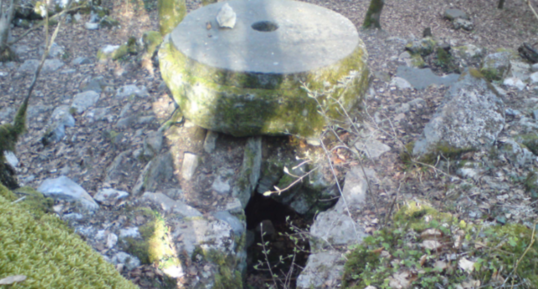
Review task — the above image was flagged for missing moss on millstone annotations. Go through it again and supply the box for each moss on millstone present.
[159,37,369,140]
[0,184,137,289]
[158,0,186,35]
[342,201,538,288]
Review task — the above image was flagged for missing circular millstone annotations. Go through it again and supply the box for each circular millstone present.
[159,0,369,140]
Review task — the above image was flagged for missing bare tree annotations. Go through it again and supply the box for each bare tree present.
[0,0,16,61]
[363,0,385,29]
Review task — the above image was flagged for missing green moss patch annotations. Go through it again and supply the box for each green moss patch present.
[342,201,538,288]
[0,184,137,289]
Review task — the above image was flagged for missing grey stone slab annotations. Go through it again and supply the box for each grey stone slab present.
[37,176,99,213]
[171,0,358,74]
[396,66,459,90]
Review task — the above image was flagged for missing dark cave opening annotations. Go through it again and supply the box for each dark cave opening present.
[244,192,312,288]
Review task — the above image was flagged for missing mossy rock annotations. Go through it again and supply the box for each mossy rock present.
[142,31,163,56]
[0,184,137,288]
[159,35,369,141]
[342,201,538,288]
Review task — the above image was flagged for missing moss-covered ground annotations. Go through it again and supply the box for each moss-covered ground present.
[342,201,538,288]
[0,184,137,289]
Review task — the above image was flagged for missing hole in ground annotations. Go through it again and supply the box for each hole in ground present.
[245,192,312,288]
[251,21,279,32]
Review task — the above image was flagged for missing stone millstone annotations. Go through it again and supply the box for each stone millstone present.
[159,0,369,140]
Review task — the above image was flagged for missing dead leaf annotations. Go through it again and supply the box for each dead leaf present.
[422,239,442,251]
[462,280,480,288]
[434,260,447,271]
[420,228,442,239]
[458,257,475,274]
[0,275,26,285]
[389,271,411,289]
[419,254,427,266]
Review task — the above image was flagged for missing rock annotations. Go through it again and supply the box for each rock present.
[105,150,138,185]
[159,0,368,140]
[42,105,76,145]
[334,166,371,213]
[413,69,505,159]
[390,77,412,90]
[212,174,232,195]
[46,42,65,58]
[355,140,391,159]
[203,130,219,153]
[142,192,202,217]
[171,217,236,258]
[97,45,128,62]
[86,107,114,123]
[444,8,469,20]
[181,152,200,180]
[456,162,485,179]
[296,251,345,289]
[405,37,436,56]
[94,188,129,203]
[41,59,65,73]
[453,18,473,31]
[133,153,175,194]
[17,59,39,74]
[508,60,531,82]
[481,51,511,81]
[142,31,163,57]
[119,227,140,238]
[71,57,91,65]
[71,90,100,114]
[115,84,149,98]
[232,137,262,207]
[532,63,538,72]
[81,76,106,93]
[37,176,99,213]
[452,44,486,69]
[85,22,99,30]
[3,151,18,168]
[499,139,536,167]
[503,77,526,90]
[142,130,164,160]
[310,209,366,251]
[530,72,538,84]
[99,16,120,29]
[111,252,141,271]
[396,66,459,90]
[212,210,245,236]
[216,3,236,29]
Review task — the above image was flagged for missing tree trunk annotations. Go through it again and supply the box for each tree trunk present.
[363,0,385,29]
[498,0,505,9]
[0,0,16,61]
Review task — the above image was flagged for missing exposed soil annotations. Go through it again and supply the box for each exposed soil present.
[1,0,538,288]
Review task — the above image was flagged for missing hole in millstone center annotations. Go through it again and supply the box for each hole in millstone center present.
[251,21,279,32]
[244,192,311,288]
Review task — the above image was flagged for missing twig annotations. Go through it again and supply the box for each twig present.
[11,196,26,204]
[263,165,319,197]
[259,224,278,289]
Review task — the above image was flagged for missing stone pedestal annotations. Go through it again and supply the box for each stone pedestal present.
[159,0,369,141]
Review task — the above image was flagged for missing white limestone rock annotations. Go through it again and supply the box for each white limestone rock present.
[216,3,236,29]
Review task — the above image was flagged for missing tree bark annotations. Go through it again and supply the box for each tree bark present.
[363,0,385,29]
[0,0,16,61]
